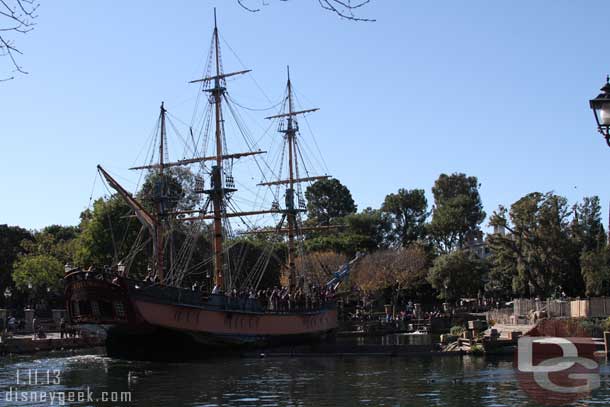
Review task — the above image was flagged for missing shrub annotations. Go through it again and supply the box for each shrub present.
[450,325,465,336]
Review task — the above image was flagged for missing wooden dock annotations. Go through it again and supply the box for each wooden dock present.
[0,332,103,355]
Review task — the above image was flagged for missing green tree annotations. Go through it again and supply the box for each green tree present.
[0,225,32,305]
[76,195,147,272]
[305,178,356,226]
[12,254,64,292]
[580,249,609,297]
[227,238,284,290]
[138,167,201,214]
[429,173,486,253]
[381,188,428,247]
[344,208,391,250]
[21,225,80,266]
[427,250,487,301]
[572,196,606,252]
[488,192,583,298]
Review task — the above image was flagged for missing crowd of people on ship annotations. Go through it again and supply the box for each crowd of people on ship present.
[194,283,335,313]
[66,263,335,313]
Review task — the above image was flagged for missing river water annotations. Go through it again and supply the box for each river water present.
[1,345,610,406]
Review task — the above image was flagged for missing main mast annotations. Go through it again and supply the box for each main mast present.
[285,67,297,290]
[210,11,225,290]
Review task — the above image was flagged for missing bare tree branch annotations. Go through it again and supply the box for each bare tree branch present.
[237,0,375,22]
[238,0,260,13]
[0,0,39,80]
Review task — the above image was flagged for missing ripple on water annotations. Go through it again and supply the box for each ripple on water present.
[2,355,610,406]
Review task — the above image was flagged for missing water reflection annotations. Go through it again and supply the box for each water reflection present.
[1,351,609,406]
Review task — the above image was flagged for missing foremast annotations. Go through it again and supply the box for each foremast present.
[97,103,169,283]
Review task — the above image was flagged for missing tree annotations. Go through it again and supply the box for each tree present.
[298,250,347,287]
[20,225,80,266]
[76,195,147,273]
[305,178,356,226]
[572,196,606,253]
[138,167,201,215]
[427,250,487,302]
[344,208,391,250]
[0,224,32,304]
[381,188,428,247]
[1,0,38,80]
[12,254,63,292]
[429,173,486,253]
[487,192,583,298]
[304,207,390,254]
[236,0,375,21]
[226,238,283,290]
[352,245,432,303]
[580,249,610,297]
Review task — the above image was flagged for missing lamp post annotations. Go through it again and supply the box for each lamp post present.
[2,288,11,331]
[589,76,610,146]
[3,287,12,308]
[27,282,33,310]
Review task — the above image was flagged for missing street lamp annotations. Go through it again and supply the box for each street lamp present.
[3,288,12,306]
[589,76,610,146]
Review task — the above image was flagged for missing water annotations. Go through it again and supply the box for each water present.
[1,348,610,406]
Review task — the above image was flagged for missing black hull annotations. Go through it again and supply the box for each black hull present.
[105,325,336,361]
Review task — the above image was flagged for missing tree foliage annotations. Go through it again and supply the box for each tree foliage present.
[488,192,584,298]
[352,245,431,301]
[138,167,201,214]
[12,254,63,292]
[381,188,428,247]
[580,249,610,297]
[572,196,606,253]
[429,173,485,254]
[0,224,32,294]
[76,195,146,272]
[305,178,356,226]
[427,250,487,301]
[428,173,485,253]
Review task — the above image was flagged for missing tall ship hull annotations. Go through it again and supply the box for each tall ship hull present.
[65,270,339,359]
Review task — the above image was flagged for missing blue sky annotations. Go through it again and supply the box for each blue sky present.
[2,1,610,230]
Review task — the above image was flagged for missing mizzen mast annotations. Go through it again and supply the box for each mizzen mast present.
[261,67,329,291]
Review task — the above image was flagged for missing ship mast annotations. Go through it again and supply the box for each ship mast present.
[259,68,329,291]
[285,67,298,290]
[210,11,225,290]
[155,102,167,283]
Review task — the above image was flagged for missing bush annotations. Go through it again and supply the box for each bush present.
[470,344,485,355]
[577,319,603,337]
[450,325,465,336]
[601,317,610,333]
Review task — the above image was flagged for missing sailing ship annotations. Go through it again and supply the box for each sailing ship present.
[64,12,359,359]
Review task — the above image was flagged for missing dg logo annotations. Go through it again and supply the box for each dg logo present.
[515,336,600,405]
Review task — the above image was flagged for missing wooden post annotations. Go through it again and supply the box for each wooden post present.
[604,331,610,356]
